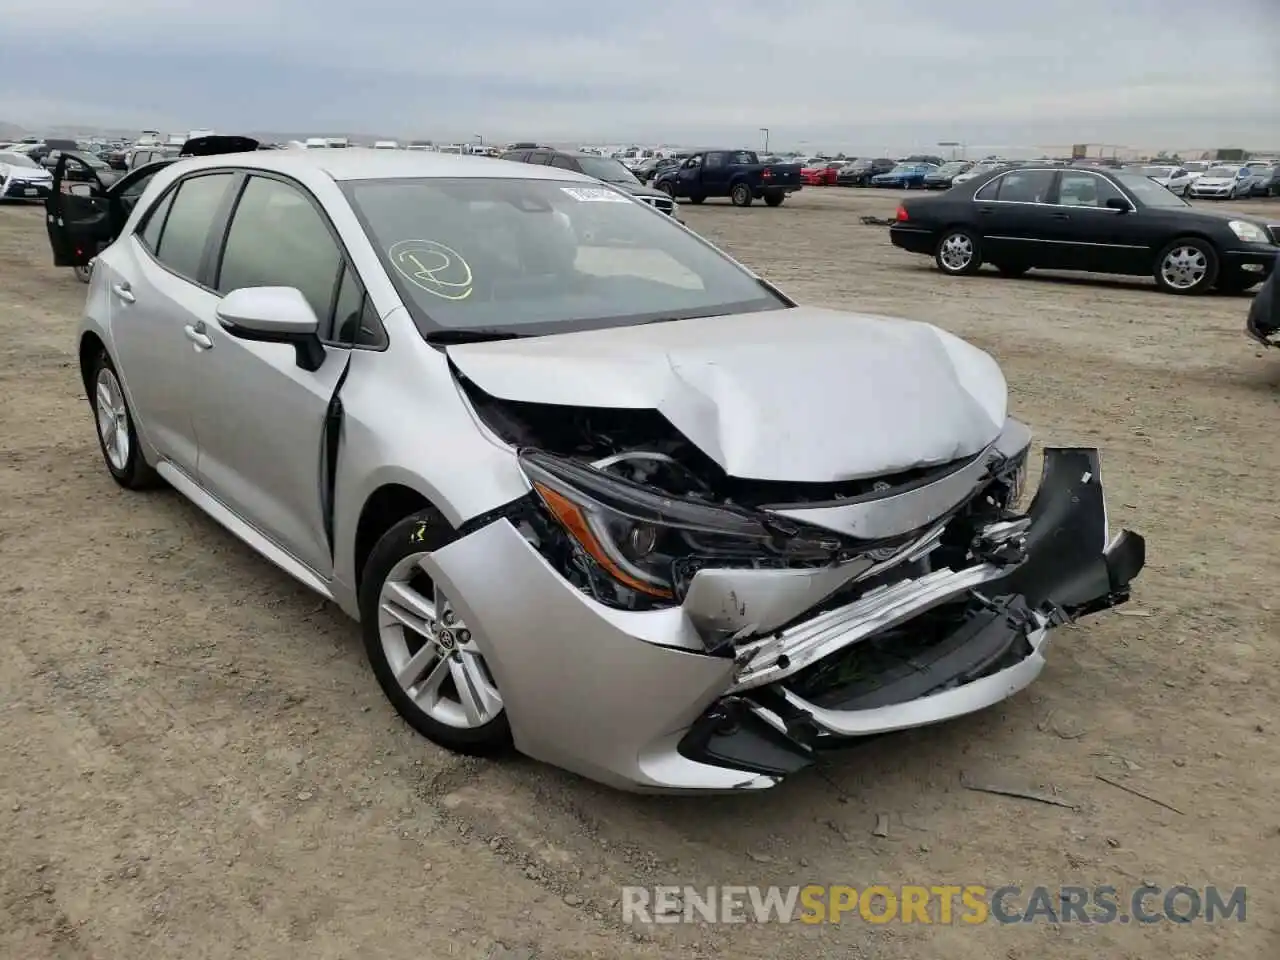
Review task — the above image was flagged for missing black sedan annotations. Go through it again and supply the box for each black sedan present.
[890,165,1280,294]
[922,160,973,190]
[837,158,894,186]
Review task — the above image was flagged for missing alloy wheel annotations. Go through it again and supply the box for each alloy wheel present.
[939,233,974,272]
[94,367,131,472]
[377,554,502,729]
[1160,245,1208,291]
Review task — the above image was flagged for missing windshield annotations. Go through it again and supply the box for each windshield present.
[936,161,968,174]
[0,152,39,168]
[576,157,639,184]
[344,177,785,336]
[1141,166,1175,177]
[1205,166,1238,177]
[1112,172,1188,207]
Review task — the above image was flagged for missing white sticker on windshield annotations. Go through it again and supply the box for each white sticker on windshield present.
[560,186,630,203]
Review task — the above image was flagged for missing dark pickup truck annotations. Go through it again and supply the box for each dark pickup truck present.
[652,149,803,206]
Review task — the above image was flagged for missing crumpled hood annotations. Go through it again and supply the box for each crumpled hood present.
[447,306,1007,483]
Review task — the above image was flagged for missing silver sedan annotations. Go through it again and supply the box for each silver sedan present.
[76,148,1145,793]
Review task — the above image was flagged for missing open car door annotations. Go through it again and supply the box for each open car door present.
[45,151,113,269]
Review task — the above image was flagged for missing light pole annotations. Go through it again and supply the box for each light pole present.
[759,127,769,153]
[938,140,964,160]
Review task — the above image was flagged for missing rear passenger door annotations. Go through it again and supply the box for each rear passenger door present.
[189,172,373,577]
[971,169,1059,267]
[105,170,238,473]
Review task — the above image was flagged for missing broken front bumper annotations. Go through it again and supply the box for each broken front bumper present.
[423,448,1144,793]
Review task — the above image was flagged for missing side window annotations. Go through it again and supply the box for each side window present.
[973,175,1003,201]
[528,151,553,165]
[137,187,176,253]
[1059,172,1124,208]
[120,169,158,201]
[550,155,576,170]
[333,265,386,348]
[216,175,342,334]
[153,173,235,280]
[991,169,1055,203]
[704,153,725,169]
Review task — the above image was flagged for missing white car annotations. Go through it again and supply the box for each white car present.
[1189,165,1253,200]
[1137,164,1194,197]
[0,150,54,201]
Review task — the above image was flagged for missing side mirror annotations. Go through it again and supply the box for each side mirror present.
[1104,197,1130,213]
[215,286,326,371]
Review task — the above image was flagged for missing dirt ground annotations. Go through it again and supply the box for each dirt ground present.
[2,185,1279,960]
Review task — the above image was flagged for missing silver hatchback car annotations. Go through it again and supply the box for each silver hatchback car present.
[78,149,1145,793]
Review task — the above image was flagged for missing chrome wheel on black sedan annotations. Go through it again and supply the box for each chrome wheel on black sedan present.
[935,229,983,276]
[1154,238,1217,295]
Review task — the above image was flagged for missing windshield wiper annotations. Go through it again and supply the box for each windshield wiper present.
[424,328,525,344]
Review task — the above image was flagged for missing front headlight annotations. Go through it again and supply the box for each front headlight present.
[1228,220,1270,244]
[519,450,846,606]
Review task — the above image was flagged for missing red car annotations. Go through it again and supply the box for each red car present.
[801,161,844,185]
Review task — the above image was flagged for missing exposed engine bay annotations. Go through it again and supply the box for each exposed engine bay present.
[460,373,1028,623]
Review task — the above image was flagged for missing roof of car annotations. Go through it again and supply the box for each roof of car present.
[170,147,594,183]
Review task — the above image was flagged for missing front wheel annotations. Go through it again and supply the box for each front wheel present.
[656,180,676,199]
[1154,238,1218,294]
[360,511,511,754]
[763,191,785,207]
[74,263,93,283]
[730,182,753,206]
[935,228,983,276]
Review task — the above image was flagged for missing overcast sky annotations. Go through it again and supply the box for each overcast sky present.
[1,0,1277,153]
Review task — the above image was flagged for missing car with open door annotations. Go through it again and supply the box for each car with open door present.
[46,135,259,282]
[890,164,1280,294]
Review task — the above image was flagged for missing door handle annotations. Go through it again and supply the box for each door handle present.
[977,207,996,215]
[184,324,213,350]
[1051,213,1070,220]
[111,282,135,303]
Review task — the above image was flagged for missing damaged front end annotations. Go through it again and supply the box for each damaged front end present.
[438,381,1145,791]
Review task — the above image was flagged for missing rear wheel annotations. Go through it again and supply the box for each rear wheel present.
[764,191,785,207]
[935,228,983,276]
[730,182,753,206]
[360,511,511,754]
[89,351,159,489]
[1154,238,1218,294]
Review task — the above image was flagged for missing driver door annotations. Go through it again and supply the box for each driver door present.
[45,152,111,267]
[674,154,704,197]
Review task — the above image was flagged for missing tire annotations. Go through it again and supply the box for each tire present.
[89,350,159,489]
[74,263,92,284]
[1153,237,1218,295]
[994,262,1031,278]
[935,228,983,276]
[763,191,784,207]
[359,511,511,755]
[730,182,753,206]
[656,180,675,198]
